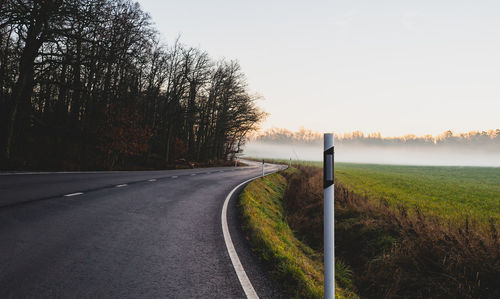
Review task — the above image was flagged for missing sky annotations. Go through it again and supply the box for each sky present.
[137,0,500,137]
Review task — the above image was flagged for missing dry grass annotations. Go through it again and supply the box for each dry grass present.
[283,165,500,299]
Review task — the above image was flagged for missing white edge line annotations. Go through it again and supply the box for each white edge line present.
[116,184,127,187]
[148,179,157,182]
[64,192,83,197]
[221,166,282,299]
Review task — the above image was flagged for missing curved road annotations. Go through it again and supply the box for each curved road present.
[0,161,285,298]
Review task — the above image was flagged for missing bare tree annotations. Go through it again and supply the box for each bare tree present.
[0,0,264,170]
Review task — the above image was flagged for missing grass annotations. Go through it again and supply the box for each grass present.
[281,164,499,298]
[243,159,500,297]
[334,163,500,223]
[332,177,500,298]
[258,158,500,223]
[239,169,357,298]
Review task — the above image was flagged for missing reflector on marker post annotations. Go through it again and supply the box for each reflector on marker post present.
[324,133,334,299]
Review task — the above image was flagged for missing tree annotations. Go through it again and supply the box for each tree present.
[2,0,63,163]
[0,0,264,170]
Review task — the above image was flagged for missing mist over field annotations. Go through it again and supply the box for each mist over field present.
[243,129,500,167]
[243,142,500,166]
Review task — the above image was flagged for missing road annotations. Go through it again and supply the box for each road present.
[0,160,286,298]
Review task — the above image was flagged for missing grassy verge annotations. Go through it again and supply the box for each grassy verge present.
[239,169,357,298]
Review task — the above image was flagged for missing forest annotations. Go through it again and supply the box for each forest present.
[0,0,265,170]
[252,128,500,149]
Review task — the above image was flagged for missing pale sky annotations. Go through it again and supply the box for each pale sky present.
[137,0,500,137]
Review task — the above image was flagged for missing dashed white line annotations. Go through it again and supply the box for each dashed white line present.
[64,192,83,197]
[116,184,128,188]
[206,172,211,174]
[171,176,178,179]
[191,173,197,176]
[148,179,157,182]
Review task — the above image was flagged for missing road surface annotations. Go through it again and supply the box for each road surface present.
[0,160,286,298]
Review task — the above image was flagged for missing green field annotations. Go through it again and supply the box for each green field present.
[264,159,500,222]
[333,163,500,222]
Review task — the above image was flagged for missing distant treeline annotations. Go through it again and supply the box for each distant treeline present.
[0,0,264,170]
[252,128,500,149]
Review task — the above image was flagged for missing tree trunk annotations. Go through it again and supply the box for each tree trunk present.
[4,0,61,163]
[5,36,42,161]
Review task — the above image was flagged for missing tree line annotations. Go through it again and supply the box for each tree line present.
[0,0,265,170]
[252,128,500,149]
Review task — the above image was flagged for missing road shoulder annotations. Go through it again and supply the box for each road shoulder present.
[226,179,287,298]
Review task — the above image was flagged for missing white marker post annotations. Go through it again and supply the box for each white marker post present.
[262,159,265,177]
[324,133,335,299]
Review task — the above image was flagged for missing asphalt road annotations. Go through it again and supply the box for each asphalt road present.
[0,160,286,298]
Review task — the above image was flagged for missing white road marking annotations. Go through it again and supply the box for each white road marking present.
[171,176,178,178]
[219,171,224,173]
[191,173,197,176]
[64,192,83,197]
[221,167,280,298]
[148,179,157,182]
[206,172,211,174]
[116,184,127,187]
[221,163,282,298]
